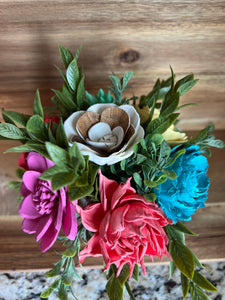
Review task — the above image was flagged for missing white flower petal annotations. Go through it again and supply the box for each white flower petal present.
[88,122,112,141]
[120,104,140,128]
[87,103,116,115]
[64,111,85,144]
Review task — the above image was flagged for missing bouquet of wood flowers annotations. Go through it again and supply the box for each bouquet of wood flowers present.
[0,45,224,300]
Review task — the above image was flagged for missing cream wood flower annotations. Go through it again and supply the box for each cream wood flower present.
[64,103,144,165]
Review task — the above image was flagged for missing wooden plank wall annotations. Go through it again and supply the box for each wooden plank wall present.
[0,0,225,130]
[0,0,225,270]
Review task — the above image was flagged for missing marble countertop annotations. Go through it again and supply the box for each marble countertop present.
[0,261,224,300]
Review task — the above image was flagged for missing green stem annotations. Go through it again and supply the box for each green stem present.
[125,280,136,300]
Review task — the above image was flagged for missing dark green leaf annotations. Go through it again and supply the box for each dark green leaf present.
[170,240,195,279]
[169,261,176,278]
[56,119,69,149]
[163,169,177,180]
[144,193,156,202]
[16,168,25,179]
[69,142,85,172]
[39,165,65,181]
[117,264,130,286]
[51,171,76,191]
[5,142,48,157]
[58,283,68,300]
[66,58,80,91]
[133,172,142,187]
[106,273,123,300]
[0,123,26,140]
[181,273,190,299]
[2,110,30,127]
[46,257,66,278]
[68,184,93,200]
[193,271,217,291]
[160,92,179,117]
[33,90,44,118]
[52,89,77,111]
[45,142,69,167]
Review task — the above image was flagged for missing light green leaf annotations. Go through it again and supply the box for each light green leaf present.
[0,123,26,140]
[26,115,48,141]
[58,283,68,300]
[177,79,199,96]
[122,71,134,90]
[40,287,54,298]
[66,58,80,91]
[190,284,211,300]
[45,142,69,167]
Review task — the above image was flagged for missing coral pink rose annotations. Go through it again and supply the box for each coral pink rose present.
[76,171,172,278]
[19,152,77,252]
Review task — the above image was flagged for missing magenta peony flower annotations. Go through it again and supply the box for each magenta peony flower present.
[76,171,172,278]
[19,152,77,252]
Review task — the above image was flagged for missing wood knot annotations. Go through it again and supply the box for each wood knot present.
[119,49,140,64]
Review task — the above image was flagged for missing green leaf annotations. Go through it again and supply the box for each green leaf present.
[63,245,77,258]
[66,58,80,91]
[106,273,124,300]
[122,71,134,90]
[133,172,142,187]
[2,110,30,127]
[169,261,176,278]
[46,257,66,278]
[117,264,130,286]
[160,92,179,117]
[190,284,211,300]
[39,165,65,181]
[59,44,74,68]
[206,139,225,149]
[40,287,54,298]
[58,283,68,300]
[163,169,177,180]
[33,90,44,118]
[193,271,217,291]
[45,142,69,167]
[0,123,26,140]
[144,193,156,202]
[146,113,179,135]
[52,89,77,111]
[76,76,85,108]
[51,171,76,191]
[8,181,22,192]
[56,119,69,149]
[16,168,25,179]
[26,115,48,142]
[69,142,86,172]
[172,222,197,236]
[5,142,48,157]
[68,184,93,200]
[170,240,195,279]
[181,273,190,299]
[132,264,139,281]
[177,79,199,96]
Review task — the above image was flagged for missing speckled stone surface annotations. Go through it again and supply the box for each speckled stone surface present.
[0,261,224,300]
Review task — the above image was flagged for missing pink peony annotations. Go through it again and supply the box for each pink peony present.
[76,171,172,278]
[19,152,77,252]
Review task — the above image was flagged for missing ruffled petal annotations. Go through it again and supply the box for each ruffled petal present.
[22,218,39,234]
[22,171,41,192]
[63,199,77,240]
[19,194,40,219]
[26,152,48,172]
[40,222,59,252]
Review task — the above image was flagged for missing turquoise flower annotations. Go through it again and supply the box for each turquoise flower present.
[155,145,209,224]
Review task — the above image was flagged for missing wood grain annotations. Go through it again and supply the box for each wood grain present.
[0,0,225,130]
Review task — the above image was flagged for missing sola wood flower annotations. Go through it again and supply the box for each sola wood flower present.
[64,103,144,165]
[76,171,172,278]
[19,152,77,252]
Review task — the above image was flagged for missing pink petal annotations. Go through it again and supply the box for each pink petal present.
[109,205,129,234]
[54,193,64,232]
[22,171,41,192]
[79,234,102,263]
[27,152,48,172]
[35,213,54,241]
[20,183,30,198]
[111,177,136,210]
[99,170,118,212]
[19,194,40,219]
[76,202,104,232]
[63,199,77,240]
[40,222,59,252]
[22,218,39,234]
